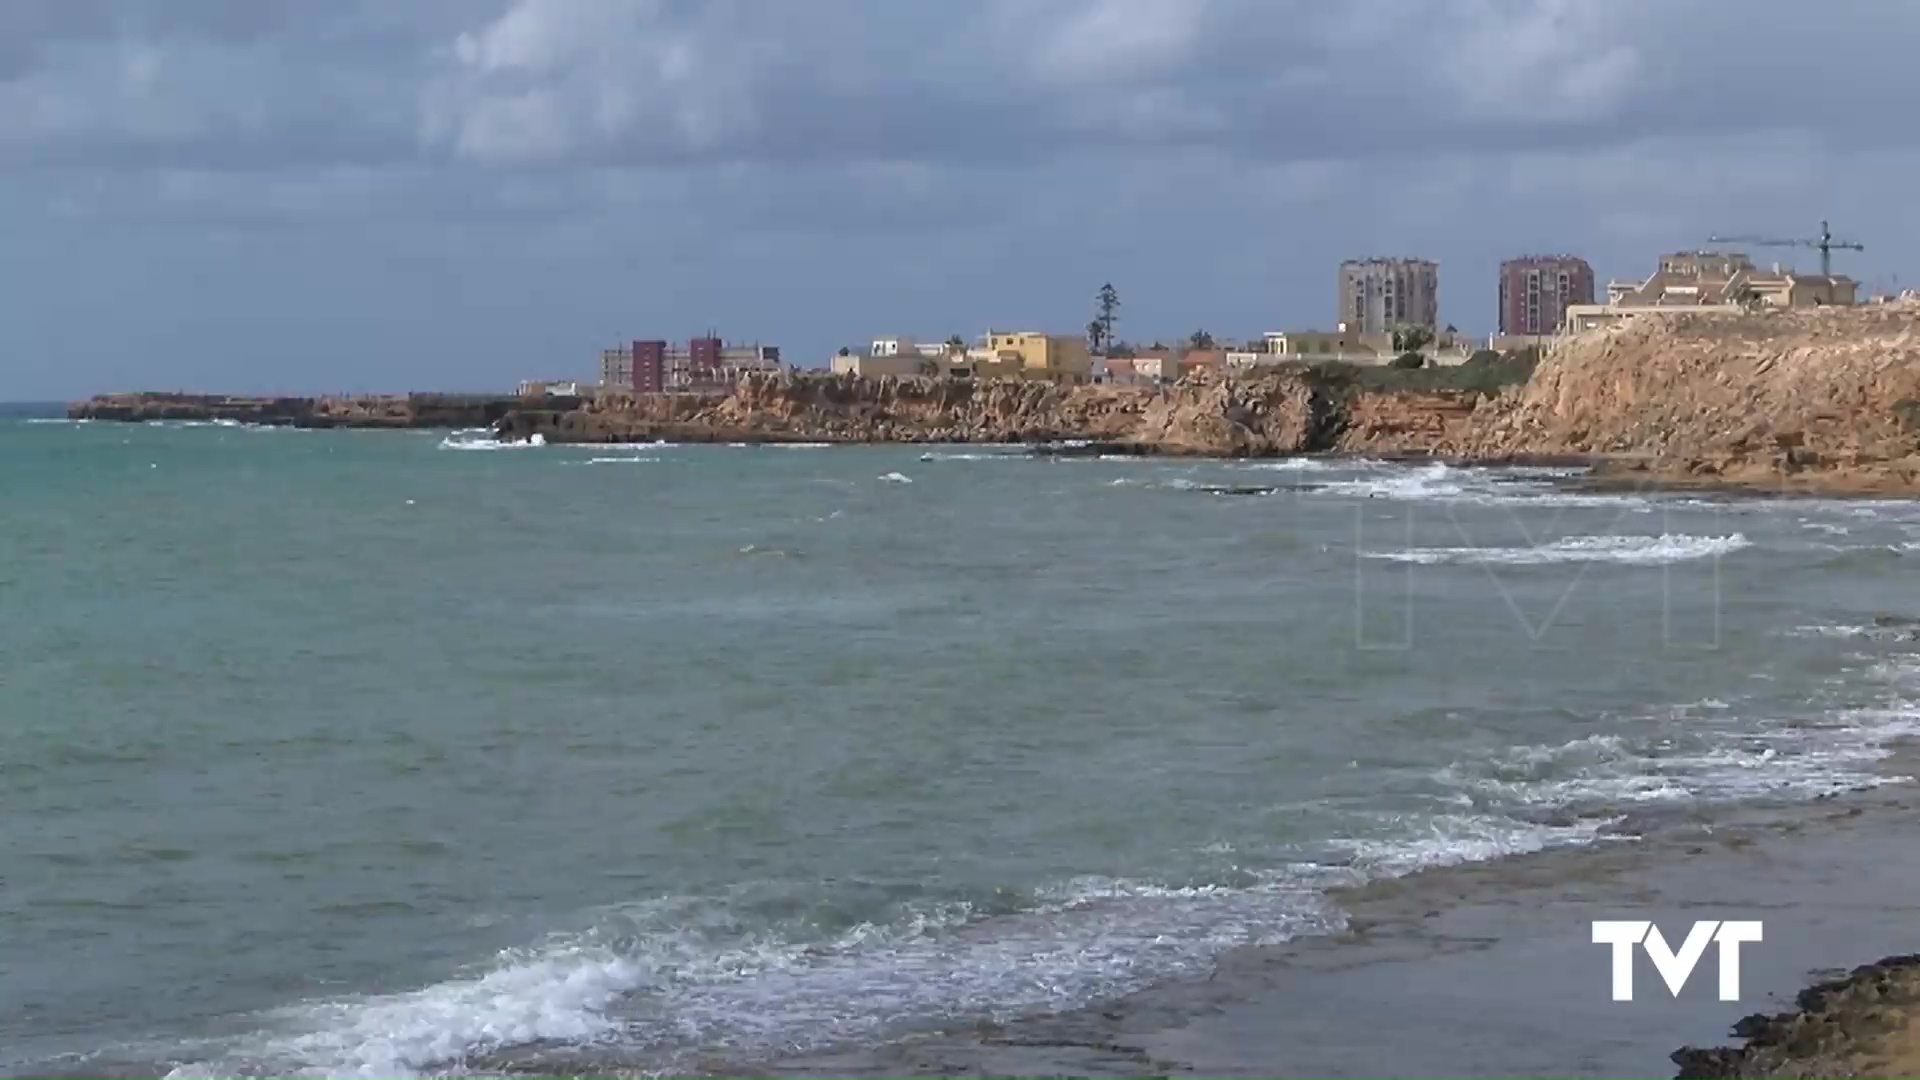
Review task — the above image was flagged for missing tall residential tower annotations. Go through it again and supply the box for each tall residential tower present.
[1338,258,1439,336]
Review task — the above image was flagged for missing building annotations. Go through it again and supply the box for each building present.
[1338,258,1439,336]
[962,330,1093,382]
[829,339,927,377]
[597,336,781,393]
[1565,250,1858,334]
[1499,256,1595,336]
[518,379,591,397]
[1260,329,1387,361]
[633,340,666,394]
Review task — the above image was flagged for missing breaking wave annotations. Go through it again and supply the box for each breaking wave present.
[437,430,541,451]
[1365,533,1751,566]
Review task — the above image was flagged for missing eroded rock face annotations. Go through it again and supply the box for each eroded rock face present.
[1461,300,1920,490]
[494,368,1360,456]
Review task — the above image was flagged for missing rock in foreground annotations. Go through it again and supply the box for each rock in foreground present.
[1673,955,1920,1079]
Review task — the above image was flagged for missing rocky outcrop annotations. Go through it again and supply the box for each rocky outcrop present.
[1332,387,1486,457]
[1673,954,1920,1079]
[69,392,547,429]
[493,368,1364,456]
[1463,300,1920,493]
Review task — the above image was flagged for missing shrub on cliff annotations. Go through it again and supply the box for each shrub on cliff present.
[1391,352,1426,369]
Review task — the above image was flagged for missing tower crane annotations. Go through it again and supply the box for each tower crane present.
[1706,219,1863,277]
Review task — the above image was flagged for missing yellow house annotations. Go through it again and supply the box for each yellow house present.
[964,330,1092,382]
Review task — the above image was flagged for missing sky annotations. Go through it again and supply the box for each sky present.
[3,0,1917,399]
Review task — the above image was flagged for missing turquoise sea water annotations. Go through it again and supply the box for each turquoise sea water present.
[3,419,1918,1077]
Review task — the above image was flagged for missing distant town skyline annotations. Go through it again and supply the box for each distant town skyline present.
[0,1,1913,400]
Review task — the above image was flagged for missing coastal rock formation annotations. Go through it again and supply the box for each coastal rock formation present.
[1673,954,1920,1079]
[493,368,1361,457]
[68,392,546,429]
[1331,386,1487,458]
[72,302,1920,496]
[1463,300,1920,493]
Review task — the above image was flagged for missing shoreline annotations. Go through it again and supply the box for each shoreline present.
[39,405,1920,501]
[456,777,1920,1080]
[728,788,1920,1080]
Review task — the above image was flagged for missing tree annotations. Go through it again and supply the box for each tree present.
[1189,329,1216,350]
[1095,282,1121,352]
[1392,325,1434,352]
[946,334,965,348]
[1087,319,1106,353]
[1391,351,1426,369]
[837,346,852,357]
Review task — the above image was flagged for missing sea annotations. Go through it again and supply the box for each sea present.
[3,415,1918,1078]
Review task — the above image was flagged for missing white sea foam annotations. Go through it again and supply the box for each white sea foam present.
[919,451,1024,461]
[1365,533,1750,566]
[162,946,647,1079]
[159,875,1341,1079]
[437,430,540,451]
[573,456,660,466]
[1787,623,1919,641]
[1236,457,1341,472]
[1326,813,1622,877]
[1437,686,1920,814]
[1291,461,1654,511]
[878,472,913,484]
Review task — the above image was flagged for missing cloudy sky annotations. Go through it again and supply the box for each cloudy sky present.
[3,0,1914,399]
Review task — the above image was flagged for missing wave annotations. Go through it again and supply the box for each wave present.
[1323,813,1620,878]
[156,870,1347,1079]
[438,431,542,451]
[1364,533,1750,566]
[150,664,1913,1080]
[1235,457,1345,472]
[1295,462,1653,510]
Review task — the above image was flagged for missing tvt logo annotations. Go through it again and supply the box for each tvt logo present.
[1592,920,1764,1002]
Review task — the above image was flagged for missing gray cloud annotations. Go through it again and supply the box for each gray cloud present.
[0,0,1914,401]
[4,0,1916,173]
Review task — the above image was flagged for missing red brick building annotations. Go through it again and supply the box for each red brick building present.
[632,340,666,394]
[1498,256,1595,336]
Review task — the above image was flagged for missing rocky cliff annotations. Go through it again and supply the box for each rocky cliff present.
[493,369,1368,455]
[1461,299,1920,493]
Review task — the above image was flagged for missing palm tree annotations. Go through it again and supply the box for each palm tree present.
[1189,329,1216,350]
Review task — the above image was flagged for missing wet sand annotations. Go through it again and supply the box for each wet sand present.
[691,787,1920,1079]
